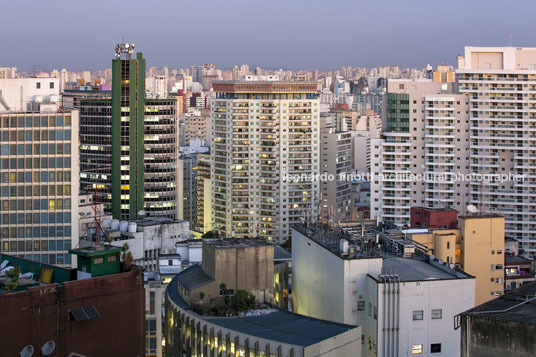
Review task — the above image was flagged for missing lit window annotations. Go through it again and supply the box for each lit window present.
[412,344,423,354]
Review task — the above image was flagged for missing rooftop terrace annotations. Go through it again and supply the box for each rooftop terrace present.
[167,271,357,347]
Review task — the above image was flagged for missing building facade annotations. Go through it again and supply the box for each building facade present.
[211,81,321,241]
[77,47,178,220]
[457,46,536,258]
[370,80,470,227]
[0,110,79,266]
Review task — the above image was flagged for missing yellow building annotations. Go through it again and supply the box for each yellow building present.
[432,65,456,82]
[408,214,505,305]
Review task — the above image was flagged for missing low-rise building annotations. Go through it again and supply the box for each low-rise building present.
[362,257,474,357]
[292,225,476,357]
[0,248,145,357]
[406,213,505,304]
[459,282,536,357]
[80,217,190,271]
[165,238,362,357]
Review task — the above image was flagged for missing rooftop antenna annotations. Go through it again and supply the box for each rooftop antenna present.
[509,33,513,47]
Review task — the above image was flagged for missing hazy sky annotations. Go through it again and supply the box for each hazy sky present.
[2,0,536,71]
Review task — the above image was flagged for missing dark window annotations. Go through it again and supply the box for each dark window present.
[431,343,441,353]
[36,82,41,89]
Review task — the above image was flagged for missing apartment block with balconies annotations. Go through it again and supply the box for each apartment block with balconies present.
[210,82,320,242]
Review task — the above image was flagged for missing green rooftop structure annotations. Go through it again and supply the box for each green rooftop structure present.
[69,245,123,277]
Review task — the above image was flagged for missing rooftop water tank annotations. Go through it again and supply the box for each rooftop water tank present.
[119,220,128,232]
[128,222,137,233]
[102,219,112,228]
[111,219,120,230]
[34,95,43,103]
[49,94,59,103]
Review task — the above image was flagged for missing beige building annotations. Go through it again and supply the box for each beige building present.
[178,239,274,305]
[210,81,320,241]
[181,109,211,145]
[408,214,505,304]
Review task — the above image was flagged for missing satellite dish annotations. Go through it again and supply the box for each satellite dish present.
[41,341,55,356]
[467,205,478,214]
[138,210,147,217]
[20,345,34,357]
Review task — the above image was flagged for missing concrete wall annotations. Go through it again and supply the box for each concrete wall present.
[292,229,382,325]
[461,315,536,357]
[198,242,274,303]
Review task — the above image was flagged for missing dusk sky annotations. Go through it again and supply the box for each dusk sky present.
[3,0,536,71]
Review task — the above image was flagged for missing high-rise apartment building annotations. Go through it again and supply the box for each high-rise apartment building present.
[457,46,536,258]
[196,152,211,233]
[0,110,79,266]
[177,153,197,227]
[211,81,320,241]
[370,80,469,226]
[320,121,352,223]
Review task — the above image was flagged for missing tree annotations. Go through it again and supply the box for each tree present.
[121,243,133,272]
[5,266,20,292]
[201,231,217,239]
[199,292,205,301]
[231,290,256,312]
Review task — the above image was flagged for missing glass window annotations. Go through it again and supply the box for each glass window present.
[431,344,441,353]
[412,344,423,355]
[431,309,442,319]
[412,310,423,320]
[56,129,63,140]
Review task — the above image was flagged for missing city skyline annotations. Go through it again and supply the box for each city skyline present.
[2,0,536,71]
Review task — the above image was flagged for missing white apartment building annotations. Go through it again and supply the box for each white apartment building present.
[291,227,475,357]
[370,80,469,226]
[210,82,321,242]
[320,122,352,223]
[0,78,60,112]
[457,46,536,257]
